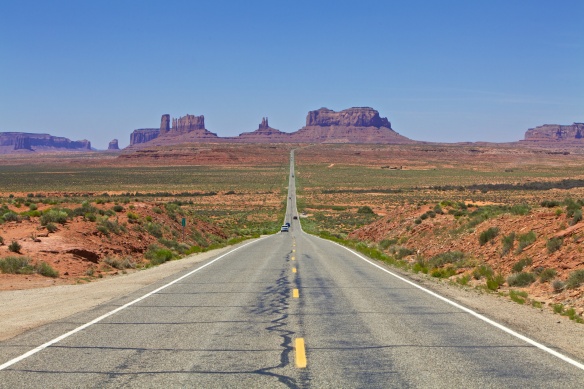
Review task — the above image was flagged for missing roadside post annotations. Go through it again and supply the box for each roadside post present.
[181,217,186,242]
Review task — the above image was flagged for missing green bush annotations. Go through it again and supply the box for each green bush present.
[539,268,556,283]
[566,269,584,289]
[145,246,174,265]
[507,272,536,287]
[552,280,565,292]
[431,267,456,278]
[8,240,21,253]
[429,251,465,268]
[40,210,68,225]
[486,274,505,291]
[546,237,562,254]
[3,212,20,222]
[0,256,34,274]
[571,210,583,226]
[479,227,499,245]
[473,264,494,280]
[501,232,515,256]
[146,222,163,238]
[515,231,536,253]
[103,256,136,270]
[36,261,59,278]
[46,222,58,233]
[112,204,124,212]
[357,206,375,214]
[564,198,581,218]
[509,290,528,304]
[512,257,532,273]
[541,200,560,208]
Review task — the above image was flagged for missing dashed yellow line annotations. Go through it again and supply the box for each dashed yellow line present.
[292,249,296,253]
[292,267,297,273]
[295,338,307,368]
[291,256,295,261]
[293,289,299,298]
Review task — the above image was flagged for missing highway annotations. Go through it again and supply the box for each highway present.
[0,151,583,387]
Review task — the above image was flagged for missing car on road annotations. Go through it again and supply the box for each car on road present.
[281,225,289,232]
[293,216,298,220]
[285,222,291,227]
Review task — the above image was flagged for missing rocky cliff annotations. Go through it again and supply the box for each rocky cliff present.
[108,139,120,150]
[523,123,584,144]
[0,132,91,153]
[291,107,412,144]
[236,117,291,142]
[130,114,218,146]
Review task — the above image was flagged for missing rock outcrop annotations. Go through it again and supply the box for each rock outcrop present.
[129,113,219,146]
[129,128,160,146]
[290,107,412,144]
[236,117,291,142]
[523,123,584,144]
[108,139,120,150]
[0,132,91,153]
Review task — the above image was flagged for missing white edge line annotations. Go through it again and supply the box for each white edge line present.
[312,234,584,371]
[0,236,269,371]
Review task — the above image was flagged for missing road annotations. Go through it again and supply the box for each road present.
[0,151,583,387]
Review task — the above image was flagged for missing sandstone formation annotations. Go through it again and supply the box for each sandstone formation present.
[0,132,91,154]
[108,139,120,150]
[523,123,584,144]
[236,117,291,142]
[129,114,218,146]
[290,107,413,144]
[129,128,160,146]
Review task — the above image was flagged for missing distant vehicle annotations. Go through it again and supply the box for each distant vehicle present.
[281,225,289,232]
[285,222,291,227]
[293,216,298,220]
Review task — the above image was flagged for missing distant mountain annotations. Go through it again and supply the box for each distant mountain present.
[521,123,584,145]
[128,107,414,147]
[0,132,91,154]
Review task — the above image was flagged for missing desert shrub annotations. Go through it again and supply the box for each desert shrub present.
[473,264,494,280]
[486,274,505,291]
[428,251,465,268]
[509,290,528,304]
[510,204,531,216]
[127,212,139,222]
[357,206,375,214]
[479,227,499,245]
[379,238,397,250]
[512,257,532,273]
[389,246,414,260]
[431,267,456,278]
[84,213,97,222]
[552,280,565,292]
[539,268,556,283]
[145,246,174,265]
[434,204,444,215]
[8,240,21,253]
[515,231,536,253]
[541,200,560,208]
[46,223,58,233]
[146,222,163,238]
[507,272,536,287]
[36,261,59,277]
[546,237,562,254]
[97,225,109,235]
[414,218,422,224]
[29,203,38,211]
[564,198,581,218]
[420,213,429,220]
[570,209,582,226]
[0,256,34,274]
[40,210,68,225]
[153,207,163,214]
[112,204,124,212]
[566,269,584,289]
[501,232,515,256]
[3,212,20,222]
[456,274,470,285]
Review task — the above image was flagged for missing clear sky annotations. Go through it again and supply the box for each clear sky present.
[1,0,582,149]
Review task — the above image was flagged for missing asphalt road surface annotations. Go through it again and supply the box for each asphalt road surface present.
[1,151,583,388]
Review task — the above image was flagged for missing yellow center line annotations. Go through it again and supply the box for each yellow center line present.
[292,267,297,273]
[291,256,295,261]
[293,289,299,298]
[292,249,296,253]
[295,338,307,368]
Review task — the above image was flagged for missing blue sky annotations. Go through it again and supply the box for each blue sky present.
[1,0,582,149]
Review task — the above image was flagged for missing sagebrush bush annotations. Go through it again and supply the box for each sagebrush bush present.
[546,237,562,254]
[8,240,21,253]
[40,210,68,225]
[552,280,565,292]
[515,231,536,253]
[512,257,532,273]
[539,268,556,283]
[507,272,536,287]
[145,246,174,265]
[112,204,124,212]
[566,270,584,289]
[0,256,33,274]
[479,227,499,245]
[36,261,59,278]
[357,206,375,214]
[501,232,515,256]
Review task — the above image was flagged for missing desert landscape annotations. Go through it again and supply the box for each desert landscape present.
[1,139,584,326]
